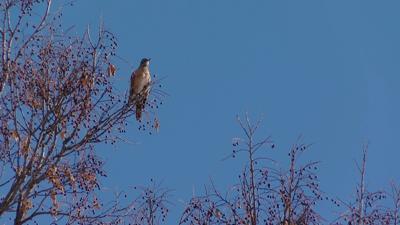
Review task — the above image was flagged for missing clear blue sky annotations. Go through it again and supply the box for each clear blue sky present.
[63,0,400,222]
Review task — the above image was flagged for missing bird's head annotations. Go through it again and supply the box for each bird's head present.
[140,58,151,67]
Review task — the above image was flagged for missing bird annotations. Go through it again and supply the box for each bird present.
[129,58,152,121]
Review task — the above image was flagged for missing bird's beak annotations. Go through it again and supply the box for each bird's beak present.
[148,58,151,61]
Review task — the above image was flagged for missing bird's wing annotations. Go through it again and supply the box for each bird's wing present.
[129,71,136,99]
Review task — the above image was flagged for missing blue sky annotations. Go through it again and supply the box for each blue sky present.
[63,0,400,222]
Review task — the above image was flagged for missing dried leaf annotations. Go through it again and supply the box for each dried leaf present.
[65,167,76,190]
[30,98,41,109]
[11,130,19,141]
[47,166,65,193]
[50,190,59,216]
[154,117,160,132]
[93,196,101,209]
[60,118,67,140]
[21,199,33,217]
[20,137,30,156]
[60,130,65,140]
[107,64,116,76]
[81,75,87,86]
[81,72,94,90]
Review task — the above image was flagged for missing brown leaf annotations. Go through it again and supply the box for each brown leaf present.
[11,130,19,141]
[107,64,116,76]
[63,167,76,189]
[20,137,30,156]
[93,196,101,209]
[47,166,65,193]
[154,117,160,132]
[50,190,59,216]
[60,118,67,140]
[60,130,65,140]
[81,75,87,86]
[33,100,41,109]
[21,199,33,217]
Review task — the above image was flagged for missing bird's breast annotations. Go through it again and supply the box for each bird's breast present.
[133,69,151,94]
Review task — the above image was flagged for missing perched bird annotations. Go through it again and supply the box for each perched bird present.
[129,58,152,121]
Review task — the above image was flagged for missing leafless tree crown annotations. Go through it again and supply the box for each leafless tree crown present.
[179,115,322,225]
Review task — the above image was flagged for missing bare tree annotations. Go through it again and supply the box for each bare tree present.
[331,145,387,225]
[179,115,322,225]
[0,0,163,224]
[267,139,322,225]
[128,180,171,225]
[385,182,400,224]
